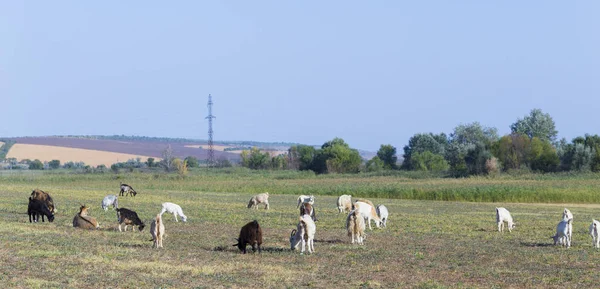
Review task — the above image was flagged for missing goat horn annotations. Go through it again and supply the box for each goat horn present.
[290,229,297,237]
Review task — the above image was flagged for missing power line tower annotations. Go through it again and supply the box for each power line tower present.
[205,94,216,167]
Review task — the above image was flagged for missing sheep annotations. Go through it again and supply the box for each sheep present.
[496,207,515,233]
[119,183,137,197]
[233,220,263,254]
[116,207,145,232]
[376,204,389,228]
[289,214,316,254]
[353,201,382,230]
[563,208,573,243]
[159,202,187,222]
[346,209,365,245]
[30,189,56,214]
[552,216,572,248]
[72,204,99,229]
[590,219,600,249]
[300,202,317,222]
[296,195,315,208]
[337,194,352,213]
[27,197,55,223]
[101,194,119,211]
[247,192,269,210]
[150,214,165,248]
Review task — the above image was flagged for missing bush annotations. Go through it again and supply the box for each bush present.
[29,159,44,170]
[48,160,61,169]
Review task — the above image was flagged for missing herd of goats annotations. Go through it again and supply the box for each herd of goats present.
[25,183,390,253]
[27,183,600,252]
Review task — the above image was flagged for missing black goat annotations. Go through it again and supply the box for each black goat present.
[116,208,145,231]
[233,220,263,254]
[30,189,56,214]
[28,197,55,223]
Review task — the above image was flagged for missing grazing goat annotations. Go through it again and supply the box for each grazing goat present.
[116,208,145,232]
[101,194,119,211]
[289,214,316,254]
[30,189,56,214]
[590,219,600,249]
[27,197,55,223]
[119,183,137,197]
[159,202,187,222]
[300,202,317,222]
[72,205,99,229]
[496,207,515,232]
[563,208,573,243]
[296,195,315,208]
[150,214,165,248]
[233,220,263,253]
[353,201,381,230]
[552,216,572,248]
[247,193,269,210]
[346,209,365,245]
[376,204,389,228]
[337,194,352,213]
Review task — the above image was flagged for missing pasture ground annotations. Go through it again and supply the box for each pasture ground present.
[2,172,600,288]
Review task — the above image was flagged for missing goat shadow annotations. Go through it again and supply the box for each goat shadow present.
[210,245,289,254]
[520,241,554,248]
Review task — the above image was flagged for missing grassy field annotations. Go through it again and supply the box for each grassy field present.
[2,171,600,288]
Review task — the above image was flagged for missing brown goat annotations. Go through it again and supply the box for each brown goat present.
[30,189,56,214]
[72,205,99,229]
[300,202,317,222]
[233,220,263,254]
[116,208,145,232]
[150,214,165,248]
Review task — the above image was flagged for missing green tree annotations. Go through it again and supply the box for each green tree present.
[410,151,449,171]
[447,122,498,176]
[571,143,594,171]
[492,134,530,171]
[402,133,448,169]
[29,159,44,170]
[146,157,155,168]
[240,147,270,170]
[510,108,558,142]
[184,156,199,168]
[376,144,398,169]
[311,138,362,174]
[48,160,61,169]
[528,137,559,172]
[270,154,288,170]
[365,156,385,172]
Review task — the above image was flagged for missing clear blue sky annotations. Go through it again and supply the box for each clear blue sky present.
[1,1,598,151]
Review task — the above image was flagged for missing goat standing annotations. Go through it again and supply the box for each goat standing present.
[101,195,119,211]
[300,202,317,222]
[160,202,187,222]
[30,189,56,214]
[28,197,55,223]
[233,220,263,253]
[116,208,145,232]
[337,195,352,213]
[496,207,515,233]
[119,183,137,197]
[247,193,269,210]
[346,209,365,245]
[290,214,316,254]
[150,214,165,248]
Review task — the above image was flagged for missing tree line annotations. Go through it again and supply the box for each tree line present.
[240,108,600,176]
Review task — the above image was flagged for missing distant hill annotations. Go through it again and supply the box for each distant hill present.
[0,135,377,165]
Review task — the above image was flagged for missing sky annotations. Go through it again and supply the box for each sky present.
[1,1,598,152]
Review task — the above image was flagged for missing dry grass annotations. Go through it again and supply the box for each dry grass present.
[184,144,237,152]
[3,173,600,288]
[6,144,158,167]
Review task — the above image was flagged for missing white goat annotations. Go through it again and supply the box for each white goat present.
[289,214,316,254]
[160,202,187,222]
[101,194,118,211]
[590,219,600,249]
[552,216,572,248]
[353,201,381,230]
[248,192,269,210]
[337,195,352,213]
[496,207,515,232]
[346,209,366,245]
[563,208,573,243]
[376,204,389,228]
[297,195,315,208]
